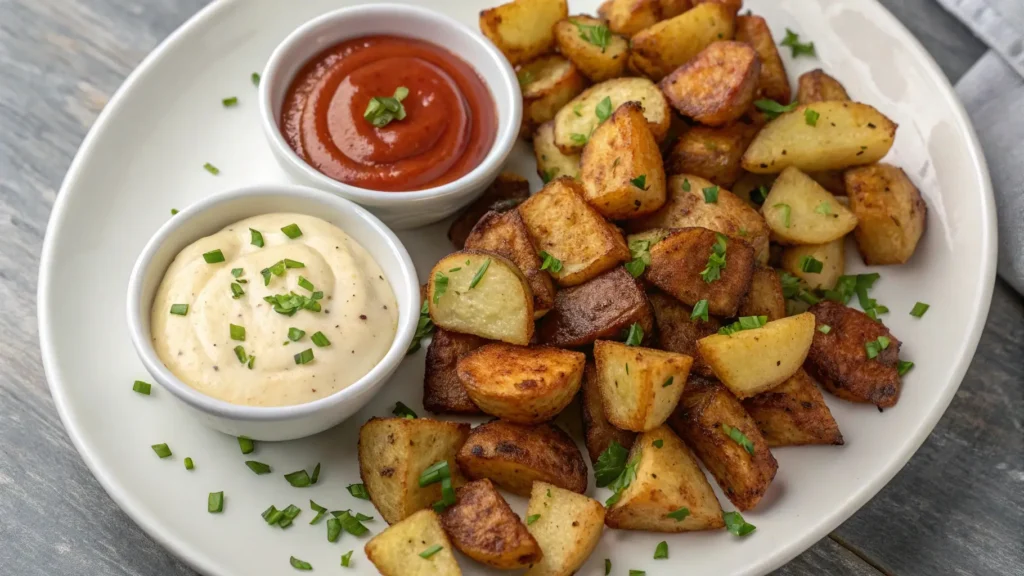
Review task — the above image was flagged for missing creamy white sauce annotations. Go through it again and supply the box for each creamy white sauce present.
[150,213,398,407]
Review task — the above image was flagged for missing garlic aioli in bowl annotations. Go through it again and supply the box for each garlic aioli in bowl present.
[150,213,398,407]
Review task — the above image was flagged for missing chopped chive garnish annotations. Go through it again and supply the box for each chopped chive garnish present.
[703,186,719,203]
[327,516,343,542]
[294,348,314,365]
[363,86,410,127]
[419,461,451,487]
[898,360,914,376]
[289,557,312,571]
[718,315,768,335]
[233,345,248,364]
[774,203,792,228]
[631,175,647,190]
[799,255,824,274]
[284,470,311,488]
[270,261,286,277]
[263,506,284,525]
[662,376,674,388]
[654,541,669,559]
[297,276,315,292]
[238,437,255,455]
[526,514,541,525]
[667,507,690,521]
[815,201,831,215]
[132,380,152,395]
[724,511,756,536]
[184,457,194,470]
[818,324,832,334]
[419,545,443,559]
[231,267,244,278]
[231,282,245,299]
[246,460,272,475]
[251,72,260,86]
[910,302,930,317]
[247,355,255,370]
[281,223,302,239]
[751,185,769,206]
[203,249,225,264]
[169,303,189,316]
[278,504,302,528]
[624,322,644,346]
[652,439,664,448]
[393,402,418,419]
[606,559,612,575]
[310,500,328,525]
[805,108,820,126]
[208,491,224,513]
[701,233,728,283]
[222,97,238,107]
[331,510,370,535]
[250,228,264,247]
[311,291,323,300]
[284,258,304,269]
[691,299,709,322]
[230,324,246,341]
[288,328,305,341]
[311,331,331,347]
[468,259,491,289]
[432,476,456,512]
[629,570,646,575]
[310,463,321,485]
[170,208,179,215]
[721,423,755,455]
[341,550,353,567]
[432,272,449,303]
[539,251,563,273]
[203,163,219,175]
[865,336,890,359]
[754,99,798,120]
[151,443,172,458]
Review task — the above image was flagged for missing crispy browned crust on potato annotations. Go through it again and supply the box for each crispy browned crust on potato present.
[668,377,778,511]
[845,163,928,266]
[659,41,760,126]
[742,369,844,446]
[805,301,902,408]
[466,210,557,316]
[424,329,487,415]
[605,0,661,36]
[520,55,589,133]
[581,362,637,463]
[440,479,542,569]
[658,0,692,19]
[796,69,851,104]
[479,0,568,66]
[629,3,736,81]
[737,266,785,320]
[537,266,655,348]
[735,15,790,104]
[449,173,530,249]
[456,420,589,496]
[648,291,720,377]
[664,123,758,187]
[554,16,630,82]
[693,0,742,14]
[808,170,848,196]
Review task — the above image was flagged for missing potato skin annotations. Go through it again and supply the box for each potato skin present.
[424,328,487,415]
[735,15,790,104]
[448,173,530,250]
[479,0,568,66]
[440,479,542,569]
[456,420,589,496]
[659,41,761,126]
[664,123,758,188]
[743,369,844,446]
[581,361,637,463]
[649,291,721,377]
[737,266,786,320]
[805,301,903,408]
[797,69,851,104]
[630,3,736,81]
[520,55,588,133]
[845,163,927,265]
[554,16,630,82]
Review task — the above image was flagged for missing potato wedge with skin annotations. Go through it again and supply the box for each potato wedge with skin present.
[580,102,667,219]
[365,509,462,576]
[358,418,471,524]
[479,0,568,66]
[582,361,637,463]
[664,123,759,188]
[424,329,487,415]
[519,178,630,286]
[457,344,585,424]
[553,78,671,153]
[737,266,786,320]
[649,291,721,377]
[428,251,534,345]
[742,101,897,173]
[520,55,588,133]
[537,266,655,348]
[659,41,761,127]
[743,369,844,446]
[604,0,661,37]
[762,167,858,245]
[440,479,542,569]
[448,173,530,250]
[466,210,556,317]
[534,121,581,182]
[456,420,589,496]
[630,3,737,81]
[845,163,927,265]
[594,340,693,432]
[797,69,851,104]
[735,15,790,104]
[669,377,777,511]
[698,312,816,399]
[554,16,630,82]
[805,300,903,408]
[780,238,845,291]
[605,425,725,531]
[525,483,606,576]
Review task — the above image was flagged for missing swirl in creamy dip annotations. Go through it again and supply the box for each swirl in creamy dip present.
[150,213,398,407]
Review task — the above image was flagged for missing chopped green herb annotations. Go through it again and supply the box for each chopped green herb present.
[540,168,557,183]
[284,259,304,269]
[595,96,613,122]
[246,461,272,475]
[202,249,225,264]
[517,69,534,86]
[750,185,770,206]
[718,315,768,336]
[570,132,588,145]
[606,451,641,506]
[625,239,653,278]
[341,550,353,567]
[151,443,172,458]
[284,469,312,488]
[781,28,816,57]
[208,491,224,513]
[393,402,418,419]
[700,233,729,283]
[625,322,644,346]
[419,461,451,487]
[203,162,220,175]
[594,441,629,487]
[222,96,238,107]
[287,328,305,342]
[294,348,314,365]
[799,255,824,274]
[330,510,370,536]
[310,463,321,485]
[910,302,930,317]
[682,178,691,192]
[818,324,832,334]
[755,99,798,120]
[703,185,719,203]
[629,570,646,576]
[184,457,194,470]
[526,513,541,525]
[468,259,491,289]
[805,108,820,126]
[539,251,563,273]
[721,423,755,455]
[573,103,583,117]
[132,380,152,395]
[278,504,302,528]
[250,228,264,247]
[605,559,612,575]
[229,324,246,341]
[433,272,449,303]
[289,556,312,571]
[364,86,410,127]
[652,439,664,448]
[898,359,914,376]
[347,483,370,500]
[779,271,802,299]
[309,500,328,525]
[865,335,890,359]
[251,72,260,86]
[170,208,179,215]
[238,436,255,454]
[654,541,669,559]
[419,545,443,559]
[774,203,792,227]
[311,331,331,347]
[281,223,302,239]
[233,345,248,364]
[667,507,690,521]
[724,510,756,536]
[631,175,648,190]
[662,376,674,388]
[407,301,434,355]
[263,505,283,525]
[571,19,611,52]
[327,516,343,542]
[815,201,831,215]
[296,276,315,292]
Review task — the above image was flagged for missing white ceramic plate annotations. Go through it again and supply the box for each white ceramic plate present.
[38,1,996,575]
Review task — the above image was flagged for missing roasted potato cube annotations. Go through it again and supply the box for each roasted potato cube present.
[424,329,487,415]
[554,16,630,82]
[525,482,606,576]
[693,0,743,13]
[762,167,858,245]
[743,369,844,446]
[742,101,897,173]
[448,173,530,250]
[580,101,667,219]
[697,312,816,399]
[659,0,693,19]
[668,377,777,511]
[520,55,588,133]
[365,509,462,576]
[659,41,760,126]
[737,266,786,320]
[735,15,790,104]
[649,291,721,377]
[519,178,630,286]
[845,163,927,265]
[630,3,737,81]
[780,238,845,291]
[594,340,693,432]
[553,78,671,153]
[605,425,724,531]
[805,300,903,407]
[534,121,581,182]
[645,227,756,317]
[466,210,557,317]
[537,266,655,347]
[604,0,661,36]
[664,123,758,188]
[582,361,637,463]
[428,251,534,345]
[440,479,542,569]
[480,0,568,66]
[457,343,585,424]
[796,69,851,104]
[358,418,471,524]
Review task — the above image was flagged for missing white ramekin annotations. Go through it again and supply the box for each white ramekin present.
[125,184,419,441]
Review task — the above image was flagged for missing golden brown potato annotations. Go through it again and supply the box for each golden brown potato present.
[534,121,582,182]
[480,0,568,66]
[742,102,898,173]
[658,0,692,19]
[457,344,585,424]
[525,483,605,576]
[604,0,661,36]
[594,340,692,432]
[580,102,667,219]
[581,361,637,463]
[735,15,790,104]
[466,210,557,317]
[554,16,630,82]
[664,123,759,188]
[424,329,487,415]
[649,291,720,377]
[440,479,542,569]
[762,167,858,245]
[805,300,903,408]
[605,425,725,531]
[457,420,588,496]
[796,69,851,104]
[743,369,844,446]
[537,266,655,348]
[669,377,777,511]
[365,509,462,576]
[845,163,927,265]
[448,173,530,250]
[645,227,756,317]
[693,0,743,14]
[553,78,671,153]
[659,41,760,126]
[359,418,471,524]
[520,55,589,133]
[737,266,786,320]
[780,239,845,291]
[630,3,737,81]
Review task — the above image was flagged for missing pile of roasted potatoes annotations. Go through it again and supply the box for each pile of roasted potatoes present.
[361,0,927,573]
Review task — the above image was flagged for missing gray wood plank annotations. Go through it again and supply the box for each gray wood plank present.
[773,537,884,576]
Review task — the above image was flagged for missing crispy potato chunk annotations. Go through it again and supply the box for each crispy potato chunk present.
[762,167,858,245]
[645,227,756,317]
[440,479,542,569]
[457,343,585,424]
[553,78,671,153]
[466,210,557,316]
[456,420,588,496]
[743,369,844,446]
[735,15,790,104]
[805,301,903,408]
[731,171,775,210]
[649,291,721,377]
[604,0,661,36]
[366,509,462,576]
[424,329,487,415]
[630,3,737,81]
[693,0,743,13]
[358,418,471,524]
[664,123,758,188]
[742,102,897,173]
[845,163,927,265]
[554,16,630,82]
[669,377,778,510]
[520,55,588,134]
[780,239,845,291]
[797,69,851,104]
[537,267,655,348]
[580,102,667,219]
[594,340,692,432]
[737,266,786,320]
[480,0,568,66]
[659,0,692,19]
[534,121,581,182]
[606,425,724,531]
[519,178,630,286]
[659,41,760,126]
[581,361,637,462]
[428,251,534,345]
[525,483,606,576]
[448,173,529,250]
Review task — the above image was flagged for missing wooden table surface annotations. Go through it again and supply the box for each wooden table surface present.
[1,0,1021,574]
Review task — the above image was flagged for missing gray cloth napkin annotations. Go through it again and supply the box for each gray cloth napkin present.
[938,0,1024,293]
